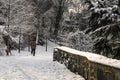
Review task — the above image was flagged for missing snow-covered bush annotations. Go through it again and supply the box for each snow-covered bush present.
[54,0,91,52]
[0,26,6,56]
[67,30,92,52]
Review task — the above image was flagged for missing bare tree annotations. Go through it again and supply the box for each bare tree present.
[53,0,68,38]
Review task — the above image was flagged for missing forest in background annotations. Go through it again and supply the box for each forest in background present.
[0,0,120,59]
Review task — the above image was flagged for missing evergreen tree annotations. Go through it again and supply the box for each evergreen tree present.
[86,0,120,33]
[85,0,120,59]
[92,22,120,59]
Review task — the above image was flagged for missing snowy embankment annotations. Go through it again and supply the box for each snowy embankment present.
[0,41,84,80]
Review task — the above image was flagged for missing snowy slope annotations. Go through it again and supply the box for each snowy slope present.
[0,41,84,80]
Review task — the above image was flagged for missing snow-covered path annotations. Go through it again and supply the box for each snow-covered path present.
[0,41,84,80]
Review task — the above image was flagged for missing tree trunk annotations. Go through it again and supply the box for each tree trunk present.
[53,1,64,37]
[18,28,21,53]
[36,28,39,44]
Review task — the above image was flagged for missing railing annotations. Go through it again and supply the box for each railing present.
[53,46,120,80]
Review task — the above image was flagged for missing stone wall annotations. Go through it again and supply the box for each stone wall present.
[53,47,120,80]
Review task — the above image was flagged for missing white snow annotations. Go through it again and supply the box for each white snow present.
[0,26,8,36]
[10,35,21,44]
[57,46,120,69]
[0,41,84,80]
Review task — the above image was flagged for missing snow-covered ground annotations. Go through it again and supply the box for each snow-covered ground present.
[0,41,84,80]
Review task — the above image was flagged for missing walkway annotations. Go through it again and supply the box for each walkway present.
[0,41,84,80]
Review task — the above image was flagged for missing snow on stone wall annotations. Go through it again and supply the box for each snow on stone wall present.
[56,46,120,68]
[54,46,120,80]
